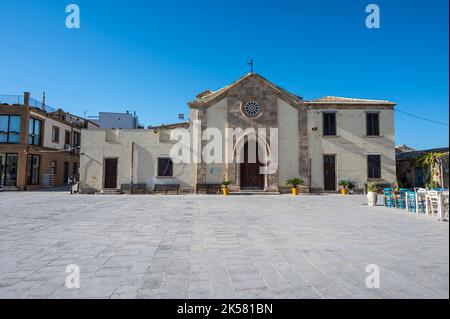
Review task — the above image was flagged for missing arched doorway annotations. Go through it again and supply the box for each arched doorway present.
[240,141,265,190]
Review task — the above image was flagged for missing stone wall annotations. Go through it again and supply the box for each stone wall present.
[225,76,279,190]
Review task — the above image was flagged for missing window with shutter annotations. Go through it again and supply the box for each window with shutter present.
[366,113,380,136]
[323,113,336,136]
[368,155,381,179]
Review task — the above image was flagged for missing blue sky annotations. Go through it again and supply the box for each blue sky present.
[0,0,448,149]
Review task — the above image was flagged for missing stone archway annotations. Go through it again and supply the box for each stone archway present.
[232,133,271,190]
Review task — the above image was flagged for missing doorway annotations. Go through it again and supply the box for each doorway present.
[240,142,265,190]
[0,153,18,187]
[104,158,118,189]
[323,155,336,191]
[63,162,69,185]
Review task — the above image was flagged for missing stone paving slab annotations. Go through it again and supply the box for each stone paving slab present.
[0,192,448,299]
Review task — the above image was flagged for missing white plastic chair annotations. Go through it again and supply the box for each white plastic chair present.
[426,191,440,218]
[414,188,427,214]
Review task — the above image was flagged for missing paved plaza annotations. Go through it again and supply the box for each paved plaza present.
[0,192,448,299]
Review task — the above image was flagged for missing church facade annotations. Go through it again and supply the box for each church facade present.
[80,73,396,194]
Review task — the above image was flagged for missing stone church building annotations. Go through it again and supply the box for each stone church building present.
[80,73,396,194]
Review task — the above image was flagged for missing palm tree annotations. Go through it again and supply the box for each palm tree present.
[415,151,447,187]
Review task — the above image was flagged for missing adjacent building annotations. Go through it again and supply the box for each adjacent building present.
[0,92,98,190]
[396,145,449,188]
[90,111,141,129]
[80,73,397,194]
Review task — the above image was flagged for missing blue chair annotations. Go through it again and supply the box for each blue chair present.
[396,191,407,209]
[405,191,425,213]
[384,188,395,208]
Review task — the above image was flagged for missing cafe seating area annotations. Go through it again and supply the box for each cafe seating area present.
[383,187,449,221]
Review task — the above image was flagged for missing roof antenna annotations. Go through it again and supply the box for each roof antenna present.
[247,59,254,73]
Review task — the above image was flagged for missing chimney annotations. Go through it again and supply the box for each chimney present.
[24,92,30,107]
[41,92,46,111]
[196,90,213,100]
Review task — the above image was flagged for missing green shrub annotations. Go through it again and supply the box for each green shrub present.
[339,180,350,189]
[286,178,303,188]
[221,180,231,188]
[367,182,378,193]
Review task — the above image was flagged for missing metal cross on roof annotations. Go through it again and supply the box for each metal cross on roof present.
[247,59,254,73]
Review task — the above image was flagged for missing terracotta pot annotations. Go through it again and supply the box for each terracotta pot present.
[222,188,230,196]
[292,188,299,196]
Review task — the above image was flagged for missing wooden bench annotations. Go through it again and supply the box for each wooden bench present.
[154,184,180,194]
[196,184,222,194]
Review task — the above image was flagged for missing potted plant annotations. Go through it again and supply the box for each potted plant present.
[367,182,378,206]
[338,180,350,195]
[286,178,303,195]
[348,181,355,194]
[222,180,231,195]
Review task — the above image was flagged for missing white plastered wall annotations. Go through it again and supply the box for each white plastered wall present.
[80,129,196,193]
[277,98,300,185]
[308,108,396,190]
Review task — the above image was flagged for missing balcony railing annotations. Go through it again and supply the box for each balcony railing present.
[29,97,57,113]
[0,95,56,113]
[0,95,24,105]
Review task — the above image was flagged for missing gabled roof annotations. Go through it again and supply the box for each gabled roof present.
[305,96,395,106]
[188,73,303,108]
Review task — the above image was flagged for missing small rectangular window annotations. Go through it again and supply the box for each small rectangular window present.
[73,162,78,175]
[368,155,381,179]
[27,154,40,185]
[323,112,336,136]
[157,158,173,177]
[366,113,380,136]
[51,126,60,143]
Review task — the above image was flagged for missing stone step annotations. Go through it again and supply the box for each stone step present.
[1,186,19,192]
[96,189,123,195]
[233,190,281,195]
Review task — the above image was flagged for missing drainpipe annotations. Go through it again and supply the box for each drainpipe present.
[70,121,74,153]
[23,93,31,191]
[130,141,135,194]
[309,158,312,192]
[24,146,29,191]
